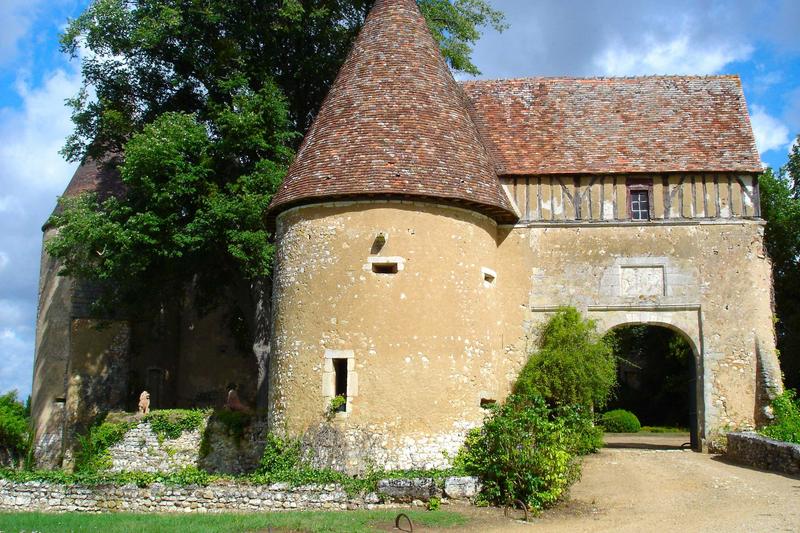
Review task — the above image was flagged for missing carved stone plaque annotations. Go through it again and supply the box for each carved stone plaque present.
[620,266,665,297]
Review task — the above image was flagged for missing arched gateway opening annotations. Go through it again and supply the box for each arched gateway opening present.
[601,323,701,450]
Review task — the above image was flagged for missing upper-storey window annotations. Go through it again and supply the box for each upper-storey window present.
[627,179,653,221]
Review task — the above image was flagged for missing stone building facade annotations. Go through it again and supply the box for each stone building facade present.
[32,0,782,470]
[265,0,781,470]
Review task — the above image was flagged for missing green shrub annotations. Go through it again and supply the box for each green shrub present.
[454,394,578,511]
[0,392,30,463]
[760,389,800,444]
[74,419,138,472]
[256,433,302,476]
[600,409,641,433]
[427,497,441,511]
[144,409,207,441]
[557,404,603,455]
[514,307,616,409]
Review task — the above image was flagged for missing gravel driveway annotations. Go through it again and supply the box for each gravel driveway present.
[441,433,800,533]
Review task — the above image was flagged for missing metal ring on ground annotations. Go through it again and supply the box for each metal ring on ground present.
[395,512,413,532]
[503,499,530,522]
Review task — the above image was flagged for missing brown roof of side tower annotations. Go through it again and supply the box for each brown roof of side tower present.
[268,0,517,224]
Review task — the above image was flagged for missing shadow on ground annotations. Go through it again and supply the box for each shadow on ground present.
[603,432,692,451]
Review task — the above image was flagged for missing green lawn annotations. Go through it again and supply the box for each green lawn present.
[0,509,467,533]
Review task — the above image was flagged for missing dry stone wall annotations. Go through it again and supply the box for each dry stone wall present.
[107,423,204,473]
[0,480,374,513]
[106,414,267,475]
[726,432,800,476]
[0,476,479,513]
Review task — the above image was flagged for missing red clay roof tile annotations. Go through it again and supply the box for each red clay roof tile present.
[268,0,517,223]
[462,76,762,175]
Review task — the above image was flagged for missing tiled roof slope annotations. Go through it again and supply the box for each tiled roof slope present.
[269,0,517,223]
[462,76,763,175]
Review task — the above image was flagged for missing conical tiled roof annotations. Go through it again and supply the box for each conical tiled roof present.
[47,154,124,225]
[269,0,517,223]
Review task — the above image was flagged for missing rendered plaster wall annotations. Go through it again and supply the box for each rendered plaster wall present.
[495,220,781,444]
[271,201,779,468]
[270,202,507,472]
[31,229,72,468]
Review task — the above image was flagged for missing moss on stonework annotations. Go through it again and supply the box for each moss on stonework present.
[144,409,209,442]
[74,409,210,473]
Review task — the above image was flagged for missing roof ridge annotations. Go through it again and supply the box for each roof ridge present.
[461,74,742,84]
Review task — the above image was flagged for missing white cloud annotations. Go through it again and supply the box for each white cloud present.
[750,105,791,155]
[0,328,33,396]
[595,34,752,76]
[0,0,42,66]
[0,60,81,395]
[0,300,24,325]
[0,68,82,193]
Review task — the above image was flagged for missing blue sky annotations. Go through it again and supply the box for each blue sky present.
[0,0,798,397]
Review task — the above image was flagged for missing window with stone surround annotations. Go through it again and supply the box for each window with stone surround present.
[323,349,357,415]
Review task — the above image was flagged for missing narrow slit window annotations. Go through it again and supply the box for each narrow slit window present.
[372,262,398,274]
[333,358,348,412]
[481,267,497,287]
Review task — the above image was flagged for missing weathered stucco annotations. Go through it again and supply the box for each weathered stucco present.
[270,202,506,471]
[496,220,781,444]
[269,196,781,470]
[31,228,72,468]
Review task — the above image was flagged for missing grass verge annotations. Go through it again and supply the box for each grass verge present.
[0,509,467,533]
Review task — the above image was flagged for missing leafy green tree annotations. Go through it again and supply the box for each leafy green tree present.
[47,1,507,364]
[0,392,30,467]
[514,307,617,409]
[759,138,800,389]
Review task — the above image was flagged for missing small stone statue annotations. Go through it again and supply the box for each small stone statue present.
[225,383,250,413]
[138,390,151,415]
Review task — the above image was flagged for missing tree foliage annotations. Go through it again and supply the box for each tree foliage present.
[0,392,30,467]
[760,389,800,444]
[48,0,507,319]
[59,0,506,161]
[759,136,800,390]
[514,307,617,409]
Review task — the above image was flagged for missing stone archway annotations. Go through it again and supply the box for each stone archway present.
[587,305,704,450]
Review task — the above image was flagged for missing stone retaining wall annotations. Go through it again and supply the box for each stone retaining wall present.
[106,414,268,476]
[108,423,203,474]
[0,476,480,513]
[726,432,800,476]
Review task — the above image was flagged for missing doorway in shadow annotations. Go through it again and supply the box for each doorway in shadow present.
[603,324,698,450]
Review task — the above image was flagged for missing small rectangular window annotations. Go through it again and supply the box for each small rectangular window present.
[627,180,653,221]
[333,358,348,412]
[630,190,650,220]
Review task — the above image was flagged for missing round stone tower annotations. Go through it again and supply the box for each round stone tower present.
[267,0,517,472]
